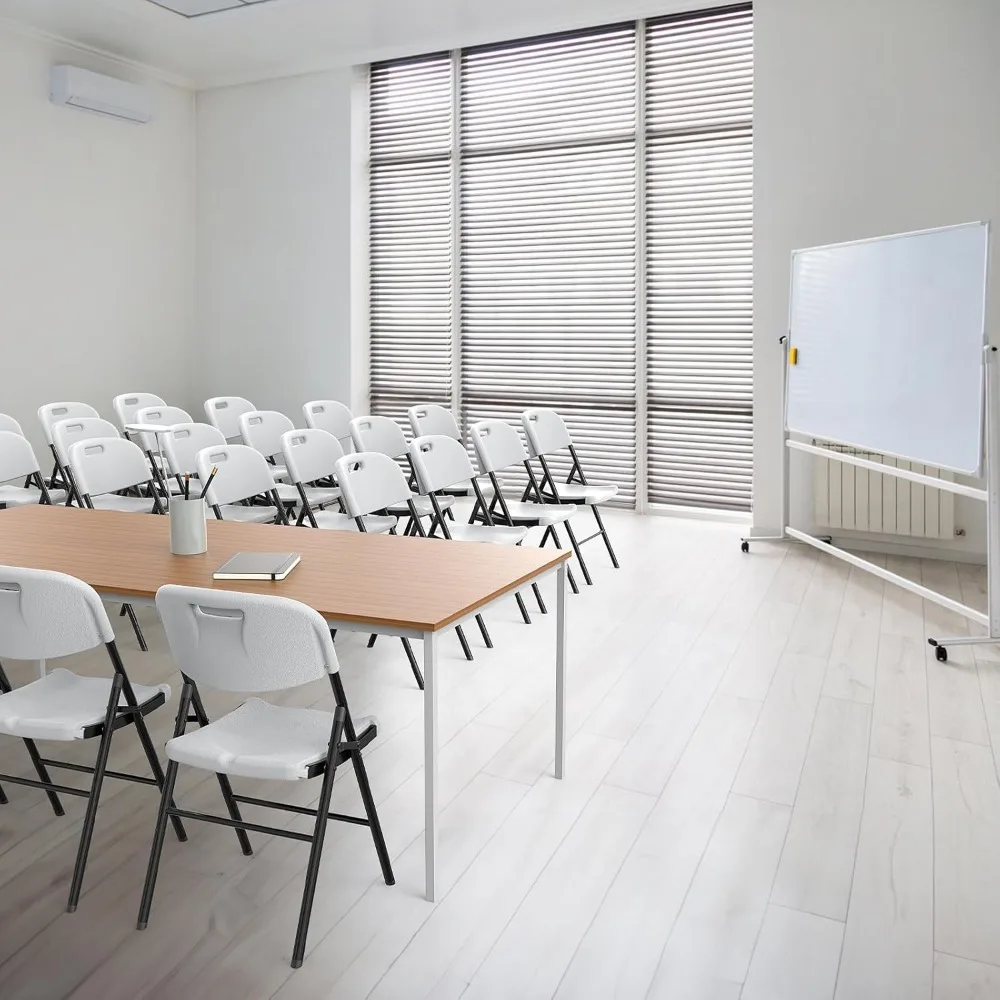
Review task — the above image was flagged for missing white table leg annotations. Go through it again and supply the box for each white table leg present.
[37,659,46,679]
[555,562,567,779]
[423,630,439,902]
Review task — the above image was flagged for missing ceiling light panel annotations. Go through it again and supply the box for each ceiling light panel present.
[146,0,278,17]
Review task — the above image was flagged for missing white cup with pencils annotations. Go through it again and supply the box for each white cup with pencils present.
[168,470,214,556]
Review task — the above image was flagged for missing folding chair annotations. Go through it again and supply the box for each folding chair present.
[0,431,62,506]
[336,450,467,680]
[195,444,288,524]
[138,585,394,968]
[469,418,580,602]
[302,400,354,454]
[410,433,532,632]
[204,396,255,443]
[134,405,193,495]
[237,409,295,481]
[348,416,454,534]
[280,428,393,533]
[0,413,25,437]
[160,422,225,493]
[522,408,620,584]
[52,416,126,507]
[0,566,184,912]
[113,393,166,440]
[38,401,99,492]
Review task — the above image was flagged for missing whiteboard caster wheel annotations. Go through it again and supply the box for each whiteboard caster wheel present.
[740,540,750,554]
[935,645,948,663]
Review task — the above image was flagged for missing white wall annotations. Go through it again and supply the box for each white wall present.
[195,68,357,421]
[0,26,196,460]
[753,0,1000,555]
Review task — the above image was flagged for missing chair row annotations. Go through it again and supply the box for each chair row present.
[0,565,391,968]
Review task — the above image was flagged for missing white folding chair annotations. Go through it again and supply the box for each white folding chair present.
[522,408,620,585]
[52,416,123,507]
[160,422,224,489]
[0,566,182,912]
[303,400,354,454]
[237,409,296,484]
[0,413,25,437]
[195,444,287,524]
[67,436,162,515]
[38,402,99,492]
[470,418,580,602]
[349,416,454,533]
[138,585,394,968]
[134,405,193,494]
[204,396,255,443]
[336,450,469,673]
[280,429,393,533]
[410,433,532,634]
[113,393,166,438]
[0,431,63,506]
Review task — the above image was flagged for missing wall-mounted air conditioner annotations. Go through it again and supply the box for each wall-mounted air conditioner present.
[49,65,153,124]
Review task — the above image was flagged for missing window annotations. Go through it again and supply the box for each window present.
[368,4,753,512]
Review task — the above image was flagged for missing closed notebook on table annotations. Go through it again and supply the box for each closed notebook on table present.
[213,552,301,582]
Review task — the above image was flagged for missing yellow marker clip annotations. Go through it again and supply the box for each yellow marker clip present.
[788,347,798,365]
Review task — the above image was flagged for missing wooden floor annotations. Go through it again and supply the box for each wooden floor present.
[2,512,1000,999]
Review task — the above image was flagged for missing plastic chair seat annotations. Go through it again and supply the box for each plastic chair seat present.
[0,668,170,742]
[0,485,66,507]
[444,523,527,545]
[312,510,397,533]
[386,494,455,518]
[165,698,376,781]
[302,486,341,507]
[217,504,280,523]
[442,476,497,498]
[496,501,576,526]
[90,494,158,514]
[549,483,618,505]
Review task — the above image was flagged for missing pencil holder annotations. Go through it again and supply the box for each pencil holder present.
[169,497,207,556]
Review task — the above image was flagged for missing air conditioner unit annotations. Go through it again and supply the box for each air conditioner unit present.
[49,65,153,124]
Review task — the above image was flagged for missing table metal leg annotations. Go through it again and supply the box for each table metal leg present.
[423,631,438,902]
[556,562,567,779]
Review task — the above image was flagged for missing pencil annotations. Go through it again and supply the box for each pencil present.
[199,466,218,500]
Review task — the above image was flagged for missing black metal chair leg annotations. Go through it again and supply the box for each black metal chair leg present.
[564,520,593,586]
[136,756,181,929]
[548,527,580,594]
[475,614,493,649]
[591,505,620,568]
[123,604,148,652]
[367,634,378,648]
[67,672,123,913]
[456,624,474,661]
[532,582,548,614]
[0,784,7,805]
[22,738,64,816]
[119,605,127,617]
[515,591,532,625]
[291,707,346,969]
[400,638,424,689]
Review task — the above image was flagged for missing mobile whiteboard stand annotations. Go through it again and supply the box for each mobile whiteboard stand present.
[744,341,1000,663]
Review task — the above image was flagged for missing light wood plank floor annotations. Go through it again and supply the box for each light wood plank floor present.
[2,513,999,999]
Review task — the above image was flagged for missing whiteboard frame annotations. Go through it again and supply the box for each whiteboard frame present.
[783,221,991,476]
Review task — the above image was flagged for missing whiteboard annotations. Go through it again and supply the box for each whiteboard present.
[785,222,990,475]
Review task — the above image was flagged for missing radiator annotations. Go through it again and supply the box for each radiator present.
[813,445,956,539]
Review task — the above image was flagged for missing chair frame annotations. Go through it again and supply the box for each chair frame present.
[137,668,394,969]
[0,638,186,911]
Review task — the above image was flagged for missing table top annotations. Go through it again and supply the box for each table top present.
[0,505,568,632]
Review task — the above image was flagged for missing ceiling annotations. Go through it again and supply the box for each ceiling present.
[0,0,687,89]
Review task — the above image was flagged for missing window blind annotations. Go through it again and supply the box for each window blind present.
[369,55,453,428]
[460,26,638,503]
[645,5,754,510]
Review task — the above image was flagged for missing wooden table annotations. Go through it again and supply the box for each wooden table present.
[0,505,570,900]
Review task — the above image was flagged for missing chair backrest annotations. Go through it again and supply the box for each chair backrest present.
[303,400,354,452]
[239,410,295,461]
[350,415,408,459]
[522,408,572,458]
[161,423,225,478]
[0,431,42,483]
[408,404,460,441]
[409,434,475,494]
[113,392,166,433]
[52,417,120,466]
[134,405,193,454]
[0,413,25,437]
[469,419,527,474]
[195,444,277,507]
[156,585,339,693]
[204,397,255,442]
[68,437,153,500]
[335,451,412,518]
[0,566,114,660]
[280,428,345,486]
[38,402,99,446]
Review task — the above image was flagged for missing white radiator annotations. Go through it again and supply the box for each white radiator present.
[813,445,956,539]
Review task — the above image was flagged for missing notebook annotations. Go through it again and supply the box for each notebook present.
[213,552,301,582]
